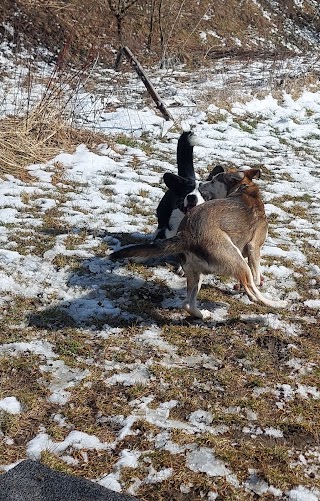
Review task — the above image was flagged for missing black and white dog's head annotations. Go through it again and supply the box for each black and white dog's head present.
[163,172,198,213]
[165,164,249,211]
[164,164,228,213]
[155,165,225,239]
[184,169,257,211]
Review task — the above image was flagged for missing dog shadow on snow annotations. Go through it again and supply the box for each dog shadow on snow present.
[28,229,229,331]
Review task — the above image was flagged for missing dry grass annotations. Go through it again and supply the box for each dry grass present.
[0,45,111,181]
[0,111,109,180]
[0,114,57,180]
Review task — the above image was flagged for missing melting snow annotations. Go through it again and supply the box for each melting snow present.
[0,47,319,498]
[0,396,22,415]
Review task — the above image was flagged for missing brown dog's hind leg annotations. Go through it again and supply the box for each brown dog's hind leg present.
[246,241,263,286]
[237,265,286,308]
[236,267,258,303]
[182,265,203,319]
[224,238,286,308]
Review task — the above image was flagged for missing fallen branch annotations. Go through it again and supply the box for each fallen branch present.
[122,46,174,121]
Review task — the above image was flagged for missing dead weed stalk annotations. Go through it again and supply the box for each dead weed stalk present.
[0,43,104,181]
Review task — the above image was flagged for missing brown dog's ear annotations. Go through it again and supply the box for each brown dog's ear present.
[244,169,261,180]
[224,171,245,185]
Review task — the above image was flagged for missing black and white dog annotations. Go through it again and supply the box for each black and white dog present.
[155,131,250,239]
[155,131,201,239]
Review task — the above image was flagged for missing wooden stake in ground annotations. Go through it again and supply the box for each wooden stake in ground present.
[122,46,174,121]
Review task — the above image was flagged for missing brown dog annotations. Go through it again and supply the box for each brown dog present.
[110,170,286,319]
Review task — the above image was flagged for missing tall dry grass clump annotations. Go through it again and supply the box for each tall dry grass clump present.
[0,46,108,181]
[0,111,71,180]
[0,108,108,181]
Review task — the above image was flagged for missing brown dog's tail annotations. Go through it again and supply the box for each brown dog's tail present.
[110,236,183,261]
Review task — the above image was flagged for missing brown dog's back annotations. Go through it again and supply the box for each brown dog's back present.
[179,183,268,259]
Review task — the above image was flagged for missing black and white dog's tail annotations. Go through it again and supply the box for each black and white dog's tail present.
[177,131,196,180]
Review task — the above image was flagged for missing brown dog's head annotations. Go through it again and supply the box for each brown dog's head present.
[198,167,261,202]
[228,171,264,211]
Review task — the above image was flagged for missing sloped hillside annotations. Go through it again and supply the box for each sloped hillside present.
[0,0,319,67]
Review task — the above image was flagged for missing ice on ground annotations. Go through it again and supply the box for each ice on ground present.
[145,466,173,484]
[244,471,282,497]
[186,447,239,487]
[105,366,152,386]
[26,430,112,460]
[286,485,320,501]
[304,299,320,309]
[97,473,122,492]
[188,410,213,427]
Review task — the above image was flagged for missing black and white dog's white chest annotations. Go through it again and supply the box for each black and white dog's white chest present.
[166,208,184,238]
[165,182,205,238]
